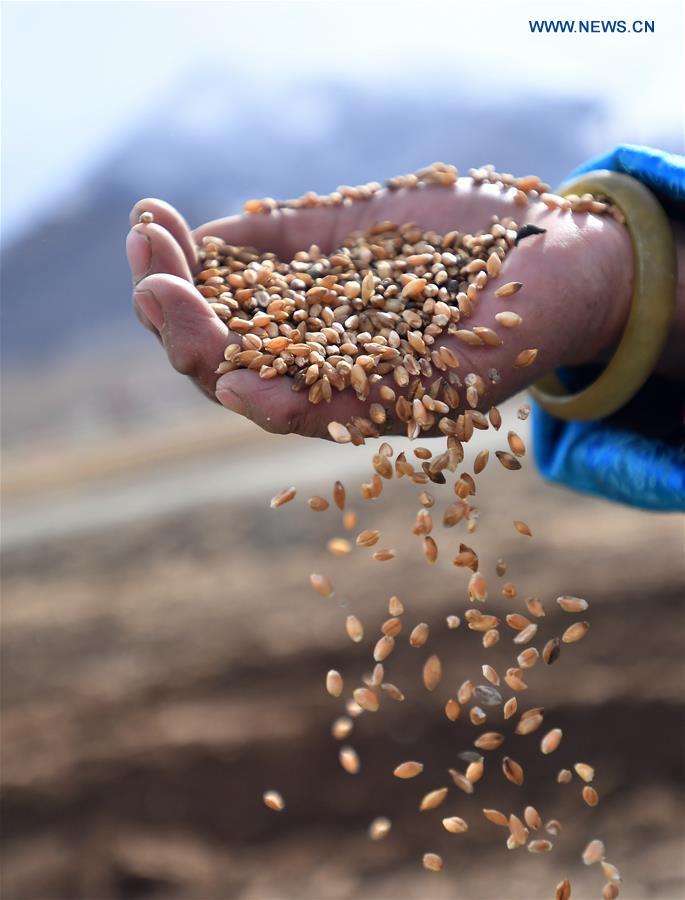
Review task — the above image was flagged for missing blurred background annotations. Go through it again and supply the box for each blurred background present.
[1,2,683,898]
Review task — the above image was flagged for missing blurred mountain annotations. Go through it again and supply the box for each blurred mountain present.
[2,72,603,364]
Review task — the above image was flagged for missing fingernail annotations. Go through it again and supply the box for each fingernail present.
[134,288,164,331]
[127,228,152,284]
[216,387,248,417]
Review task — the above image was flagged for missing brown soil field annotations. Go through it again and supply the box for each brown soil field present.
[1,433,684,900]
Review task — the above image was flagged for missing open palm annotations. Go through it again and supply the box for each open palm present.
[126,179,614,438]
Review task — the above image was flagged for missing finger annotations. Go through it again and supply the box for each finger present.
[133,273,231,395]
[215,369,387,439]
[195,206,349,258]
[130,198,198,271]
[127,222,194,286]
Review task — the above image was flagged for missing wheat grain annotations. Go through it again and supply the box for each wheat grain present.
[555,878,572,900]
[271,487,296,508]
[326,670,344,697]
[574,763,595,783]
[582,785,599,806]
[394,760,424,779]
[423,655,443,690]
[540,728,563,754]
[310,573,334,597]
[419,787,449,811]
[422,853,443,872]
[331,716,354,740]
[582,839,605,865]
[502,756,525,785]
[369,817,392,840]
[339,746,361,774]
[263,790,285,811]
[442,816,469,833]
[557,596,589,613]
[345,615,364,643]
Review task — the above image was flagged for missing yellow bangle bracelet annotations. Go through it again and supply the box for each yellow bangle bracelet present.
[529,170,677,421]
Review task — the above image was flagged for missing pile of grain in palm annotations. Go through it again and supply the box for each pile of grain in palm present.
[154,162,626,899]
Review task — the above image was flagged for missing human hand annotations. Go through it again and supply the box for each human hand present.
[126,179,633,438]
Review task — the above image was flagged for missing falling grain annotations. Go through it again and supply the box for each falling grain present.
[503,697,518,719]
[331,717,353,740]
[346,615,364,643]
[474,732,505,751]
[601,861,622,883]
[342,510,358,530]
[373,549,396,562]
[515,713,543,736]
[328,537,352,556]
[582,839,605,865]
[382,616,403,637]
[442,816,469,833]
[422,853,443,873]
[369,817,392,840]
[457,680,474,704]
[524,806,541,830]
[509,814,528,845]
[574,763,595,783]
[517,647,539,669]
[356,529,380,547]
[482,664,500,685]
[381,682,405,701]
[333,481,346,510]
[483,808,509,827]
[310,573,334,597]
[423,536,438,563]
[540,728,563,754]
[388,595,404,616]
[326,670,344,697]
[394,760,424,779]
[339,746,361,774]
[445,699,461,721]
[557,596,589,613]
[582,786,599,806]
[419,787,449,811]
[449,769,474,794]
[496,451,522,471]
[263,790,285,811]
[555,879,572,900]
[507,431,526,457]
[422,655,443,691]
[543,637,561,665]
[562,621,590,643]
[270,487,296,508]
[409,623,430,647]
[502,756,524,785]
[466,756,485,783]
[374,634,395,661]
[527,840,552,853]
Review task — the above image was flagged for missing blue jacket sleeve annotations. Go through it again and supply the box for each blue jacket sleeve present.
[532,144,685,512]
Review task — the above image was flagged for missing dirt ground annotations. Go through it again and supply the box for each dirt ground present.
[1,436,684,900]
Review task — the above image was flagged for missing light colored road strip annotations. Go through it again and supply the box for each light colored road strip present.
[2,408,530,549]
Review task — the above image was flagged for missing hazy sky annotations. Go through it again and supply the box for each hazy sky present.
[2,0,683,238]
